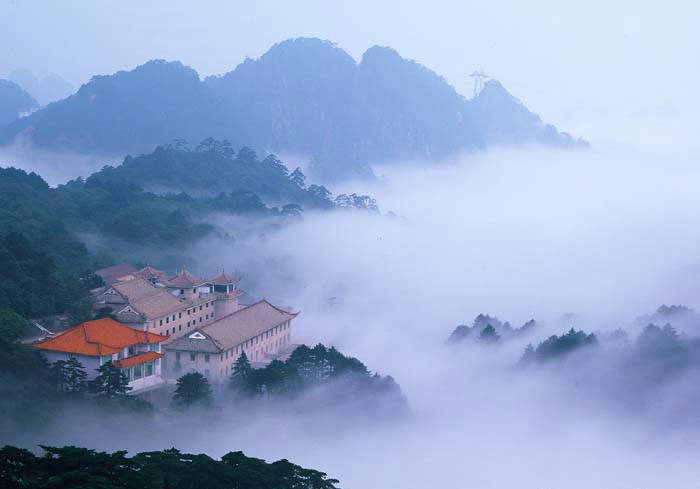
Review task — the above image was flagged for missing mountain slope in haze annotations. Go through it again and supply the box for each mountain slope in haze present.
[8,69,75,105]
[0,38,585,181]
[0,80,38,125]
[2,60,225,154]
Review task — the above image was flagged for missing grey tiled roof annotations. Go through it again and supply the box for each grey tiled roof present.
[164,299,297,353]
[95,263,137,285]
[112,278,185,320]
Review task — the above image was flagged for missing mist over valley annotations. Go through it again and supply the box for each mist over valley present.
[1,3,699,488]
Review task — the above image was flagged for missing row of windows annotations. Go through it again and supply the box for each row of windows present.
[171,320,292,377]
[155,311,215,336]
[127,359,158,381]
[176,351,211,363]
[185,301,213,316]
[157,301,215,328]
[222,321,291,361]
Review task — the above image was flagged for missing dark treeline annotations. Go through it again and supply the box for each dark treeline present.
[0,445,340,489]
[171,344,407,415]
[448,313,539,344]
[448,310,700,415]
[231,344,404,404]
[519,322,700,415]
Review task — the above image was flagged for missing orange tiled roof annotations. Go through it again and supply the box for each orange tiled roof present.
[114,351,163,368]
[34,318,168,357]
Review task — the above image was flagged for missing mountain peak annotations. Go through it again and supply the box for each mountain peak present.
[261,37,356,65]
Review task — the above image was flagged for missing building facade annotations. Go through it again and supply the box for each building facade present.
[33,317,169,393]
[162,299,296,383]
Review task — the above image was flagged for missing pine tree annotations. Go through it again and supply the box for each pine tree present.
[173,372,213,408]
[91,360,131,398]
[479,324,500,343]
[230,351,257,397]
[50,359,69,393]
[64,357,88,394]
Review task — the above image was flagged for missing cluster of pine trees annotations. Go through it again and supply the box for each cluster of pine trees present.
[169,344,406,413]
[0,445,340,489]
[448,313,539,344]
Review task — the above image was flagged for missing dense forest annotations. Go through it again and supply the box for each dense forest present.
[0,141,377,325]
[0,38,586,180]
[0,445,340,489]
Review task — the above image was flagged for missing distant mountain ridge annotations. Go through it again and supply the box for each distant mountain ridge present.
[0,38,586,181]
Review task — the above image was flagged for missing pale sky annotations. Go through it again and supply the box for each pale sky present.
[1,0,698,131]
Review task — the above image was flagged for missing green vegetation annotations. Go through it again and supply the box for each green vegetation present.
[0,143,376,324]
[0,343,151,436]
[173,372,213,408]
[448,313,534,344]
[93,142,334,208]
[90,361,132,398]
[0,445,340,489]
[520,328,598,363]
[230,344,405,407]
[0,310,32,340]
[0,231,92,320]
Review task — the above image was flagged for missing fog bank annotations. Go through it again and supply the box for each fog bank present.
[183,139,700,487]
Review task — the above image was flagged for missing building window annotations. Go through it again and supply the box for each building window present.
[133,364,143,380]
[187,321,190,327]
[180,289,184,295]
[145,361,154,377]
[178,312,182,319]
[211,312,215,318]
[127,346,135,356]
[176,352,181,361]
[172,315,175,321]
[159,319,163,326]
[190,353,196,361]
[101,355,112,364]
[166,317,169,324]
[205,354,210,363]
[149,344,158,352]
[179,324,182,331]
